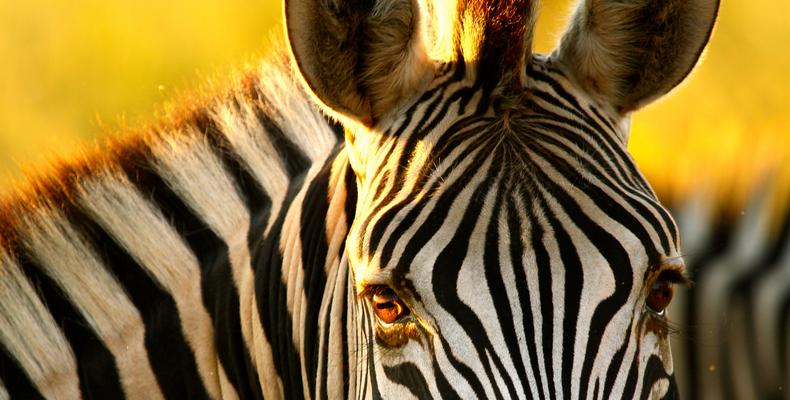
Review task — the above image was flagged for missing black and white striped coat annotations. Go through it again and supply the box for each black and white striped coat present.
[669,181,790,400]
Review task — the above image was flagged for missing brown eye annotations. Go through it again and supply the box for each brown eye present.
[646,278,674,315]
[371,288,410,324]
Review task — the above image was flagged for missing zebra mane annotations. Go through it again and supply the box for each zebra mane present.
[0,41,339,258]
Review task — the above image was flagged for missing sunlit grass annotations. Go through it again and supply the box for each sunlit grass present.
[627,0,790,217]
[1,0,788,216]
[0,0,277,185]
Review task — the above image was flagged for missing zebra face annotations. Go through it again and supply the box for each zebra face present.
[286,0,718,397]
[339,66,688,398]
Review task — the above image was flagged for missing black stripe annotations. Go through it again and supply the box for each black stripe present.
[382,362,434,399]
[529,70,631,172]
[393,84,476,172]
[121,158,257,400]
[317,276,334,400]
[585,104,619,142]
[484,186,529,393]
[777,294,790,398]
[528,126,673,254]
[324,115,345,140]
[593,378,600,400]
[523,186,559,400]
[525,148,648,399]
[663,374,679,400]
[366,312,384,400]
[525,140,661,262]
[528,72,647,193]
[375,142,484,276]
[383,147,494,398]
[253,171,307,400]
[299,149,339,395]
[429,351,463,400]
[359,85,452,236]
[353,303,367,400]
[17,256,125,399]
[247,101,311,178]
[528,95,643,197]
[66,206,211,399]
[200,117,275,399]
[528,116,650,203]
[602,323,633,399]
[528,180,584,398]
[676,207,735,400]
[509,196,548,400]
[0,342,45,399]
[341,164,356,399]
[368,118,486,262]
[638,355,674,400]
[428,155,509,399]
[620,349,639,399]
[532,96,678,244]
[316,151,354,400]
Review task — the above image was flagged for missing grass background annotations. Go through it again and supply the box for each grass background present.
[1,0,788,213]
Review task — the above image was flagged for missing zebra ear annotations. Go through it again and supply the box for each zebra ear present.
[285,0,434,126]
[554,0,719,114]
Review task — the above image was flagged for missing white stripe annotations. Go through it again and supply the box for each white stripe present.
[279,174,311,396]
[247,287,285,398]
[152,130,265,400]
[694,185,771,400]
[19,206,164,399]
[456,173,525,398]
[529,185,567,400]
[76,172,228,399]
[497,202,539,397]
[276,146,339,398]
[401,158,495,399]
[0,251,80,399]
[213,101,289,235]
[0,379,8,400]
[256,58,337,161]
[152,130,249,302]
[513,195,552,398]
[603,326,638,400]
[321,153,354,398]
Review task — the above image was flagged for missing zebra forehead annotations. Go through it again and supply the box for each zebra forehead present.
[356,158,670,263]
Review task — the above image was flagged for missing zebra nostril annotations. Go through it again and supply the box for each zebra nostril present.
[646,278,675,315]
[370,287,410,324]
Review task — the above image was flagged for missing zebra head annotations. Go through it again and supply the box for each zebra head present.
[286,0,718,397]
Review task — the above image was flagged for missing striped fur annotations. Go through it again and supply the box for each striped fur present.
[337,57,683,398]
[669,180,790,400]
[0,51,345,398]
[0,0,720,398]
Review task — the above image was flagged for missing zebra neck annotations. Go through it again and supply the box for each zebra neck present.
[248,145,357,398]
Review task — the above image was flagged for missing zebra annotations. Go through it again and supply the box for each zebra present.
[0,0,718,398]
[668,178,790,400]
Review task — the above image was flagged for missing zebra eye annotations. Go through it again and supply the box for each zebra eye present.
[646,278,674,315]
[370,287,410,324]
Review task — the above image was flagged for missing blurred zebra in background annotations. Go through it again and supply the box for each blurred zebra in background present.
[668,177,790,400]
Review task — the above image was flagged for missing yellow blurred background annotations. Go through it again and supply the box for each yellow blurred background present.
[1,0,788,213]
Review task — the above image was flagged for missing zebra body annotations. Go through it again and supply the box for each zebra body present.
[0,0,719,398]
[670,182,790,400]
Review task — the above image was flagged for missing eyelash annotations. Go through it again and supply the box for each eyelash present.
[643,267,689,335]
